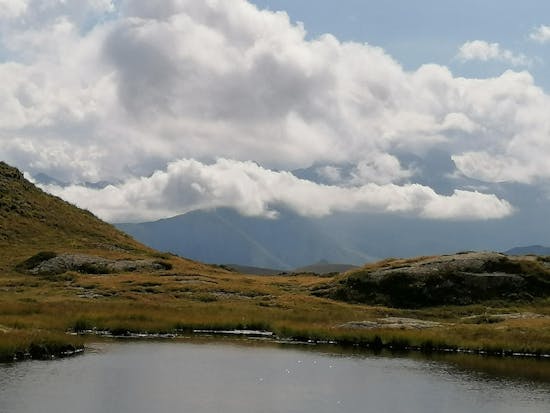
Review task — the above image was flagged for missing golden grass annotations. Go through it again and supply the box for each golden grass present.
[0,329,84,362]
[2,256,550,361]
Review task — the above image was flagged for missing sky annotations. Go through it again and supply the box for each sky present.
[251,0,550,89]
[1,0,550,229]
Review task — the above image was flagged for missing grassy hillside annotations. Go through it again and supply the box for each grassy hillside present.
[1,161,550,361]
[0,162,147,268]
[0,161,221,272]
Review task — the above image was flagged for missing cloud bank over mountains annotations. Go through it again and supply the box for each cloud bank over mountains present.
[1,0,548,221]
[38,158,513,222]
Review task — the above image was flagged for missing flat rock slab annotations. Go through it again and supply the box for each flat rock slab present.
[371,252,521,279]
[340,317,442,330]
[462,312,549,321]
[29,253,164,275]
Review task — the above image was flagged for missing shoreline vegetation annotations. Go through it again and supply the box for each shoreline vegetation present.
[3,258,550,366]
[1,161,550,365]
[2,292,550,363]
[3,315,550,363]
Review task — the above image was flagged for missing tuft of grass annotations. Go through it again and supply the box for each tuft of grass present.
[15,251,57,272]
[0,330,84,362]
[72,317,94,332]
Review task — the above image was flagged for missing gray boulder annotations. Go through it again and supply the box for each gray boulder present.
[24,253,165,275]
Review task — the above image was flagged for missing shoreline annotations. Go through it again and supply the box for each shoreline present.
[56,328,550,360]
[3,326,550,367]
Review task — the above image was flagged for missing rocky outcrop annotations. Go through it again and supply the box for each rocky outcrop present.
[19,252,169,275]
[340,317,442,330]
[313,252,550,308]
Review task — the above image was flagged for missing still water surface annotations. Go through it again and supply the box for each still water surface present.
[1,339,549,413]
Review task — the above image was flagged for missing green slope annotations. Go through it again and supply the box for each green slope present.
[0,162,156,270]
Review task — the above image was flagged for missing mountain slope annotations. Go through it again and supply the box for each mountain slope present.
[117,208,372,269]
[0,162,213,274]
[0,162,143,265]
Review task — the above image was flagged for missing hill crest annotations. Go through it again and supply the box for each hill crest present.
[313,251,550,308]
[0,161,216,275]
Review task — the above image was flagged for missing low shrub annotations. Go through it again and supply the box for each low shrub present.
[153,260,173,270]
[15,251,57,272]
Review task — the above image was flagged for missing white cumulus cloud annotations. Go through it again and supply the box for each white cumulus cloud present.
[38,159,514,223]
[0,0,28,19]
[530,25,550,43]
[1,0,550,222]
[456,40,531,66]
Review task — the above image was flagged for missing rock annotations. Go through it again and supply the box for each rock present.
[25,253,165,275]
[340,317,442,330]
[462,312,549,323]
[314,251,550,308]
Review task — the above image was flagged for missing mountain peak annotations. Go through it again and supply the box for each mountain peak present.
[0,161,26,183]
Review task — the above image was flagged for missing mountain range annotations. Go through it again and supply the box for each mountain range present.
[116,208,372,269]
[117,208,550,270]
[505,245,550,256]
[32,164,550,267]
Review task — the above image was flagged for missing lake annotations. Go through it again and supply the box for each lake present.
[1,339,549,413]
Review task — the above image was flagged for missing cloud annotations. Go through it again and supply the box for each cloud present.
[456,40,531,66]
[349,155,413,185]
[450,70,550,184]
[0,0,28,19]
[38,159,514,222]
[0,0,549,222]
[530,25,550,43]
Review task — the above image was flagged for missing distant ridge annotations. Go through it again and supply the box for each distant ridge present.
[222,264,284,276]
[223,260,359,276]
[294,260,358,275]
[505,245,550,256]
[116,208,372,269]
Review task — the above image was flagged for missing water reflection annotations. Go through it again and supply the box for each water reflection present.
[267,339,550,383]
[1,338,549,413]
[423,352,550,384]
